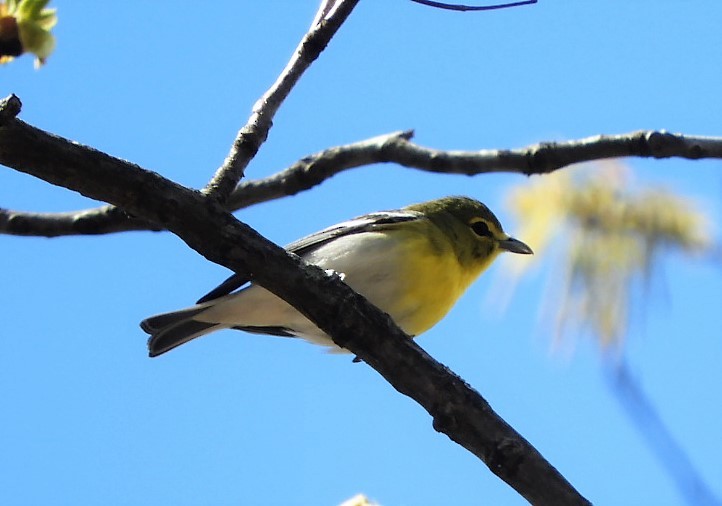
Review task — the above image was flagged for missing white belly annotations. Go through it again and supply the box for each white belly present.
[196,232,410,348]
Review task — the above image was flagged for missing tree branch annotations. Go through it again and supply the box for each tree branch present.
[4,126,722,238]
[409,0,537,12]
[227,130,415,209]
[0,205,156,236]
[203,0,361,203]
[0,100,590,506]
[375,130,722,176]
[607,359,722,506]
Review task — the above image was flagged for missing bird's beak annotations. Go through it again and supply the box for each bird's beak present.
[498,236,533,255]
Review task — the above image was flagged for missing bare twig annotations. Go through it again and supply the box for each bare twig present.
[4,128,722,238]
[0,205,156,236]
[203,0,361,203]
[227,130,415,209]
[378,130,722,175]
[0,105,590,506]
[409,0,537,12]
[607,360,722,506]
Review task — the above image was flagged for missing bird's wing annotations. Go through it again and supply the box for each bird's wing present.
[195,209,421,304]
[284,210,421,256]
[195,270,251,303]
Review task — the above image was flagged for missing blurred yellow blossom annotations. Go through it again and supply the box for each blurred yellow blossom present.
[506,161,711,348]
[338,494,379,506]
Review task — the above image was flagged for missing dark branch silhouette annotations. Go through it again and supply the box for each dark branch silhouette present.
[0,93,590,505]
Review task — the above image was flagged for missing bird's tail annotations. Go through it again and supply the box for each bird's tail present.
[141,306,226,357]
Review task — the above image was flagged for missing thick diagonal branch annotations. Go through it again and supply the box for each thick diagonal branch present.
[0,100,590,506]
[203,0,360,202]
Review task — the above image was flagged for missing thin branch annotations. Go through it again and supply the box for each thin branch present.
[0,205,157,237]
[227,130,415,209]
[0,102,590,506]
[203,0,361,203]
[607,359,722,506]
[230,130,722,204]
[5,128,722,237]
[409,0,537,12]
[379,130,722,176]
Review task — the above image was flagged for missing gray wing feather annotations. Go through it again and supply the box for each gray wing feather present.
[195,210,421,303]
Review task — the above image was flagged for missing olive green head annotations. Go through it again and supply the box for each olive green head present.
[406,196,533,269]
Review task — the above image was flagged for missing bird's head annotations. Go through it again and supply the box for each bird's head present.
[407,196,533,273]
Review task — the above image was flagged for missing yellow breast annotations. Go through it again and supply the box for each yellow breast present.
[382,225,496,336]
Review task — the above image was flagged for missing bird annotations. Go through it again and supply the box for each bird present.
[141,196,533,357]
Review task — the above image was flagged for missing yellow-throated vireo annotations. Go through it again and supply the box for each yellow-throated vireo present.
[142,196,532,357]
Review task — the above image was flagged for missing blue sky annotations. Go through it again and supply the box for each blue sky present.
[2,2,721,505]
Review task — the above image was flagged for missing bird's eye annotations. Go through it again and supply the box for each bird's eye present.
[471,220,492,237]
